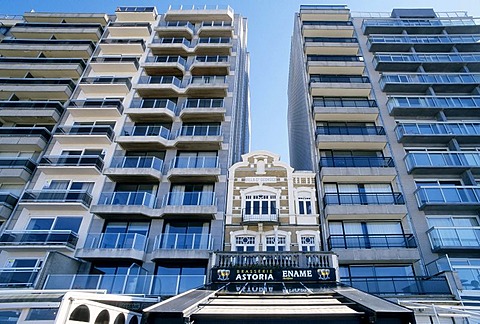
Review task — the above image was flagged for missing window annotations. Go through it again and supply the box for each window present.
[0,310,20,323]
[265,235,286,251]
[175,151,218,168]
[154,262,206,295]
[235,236,255,251]
[244,194,277,215]
[427,216,480,248]
[168,183,214,205]
[301,236,316,251]
[329,221,404,248]
[99,222,150,249]
[298,197,312,214]
[26,308,58,321]
[26,217,82,233]
[161,221,210,249]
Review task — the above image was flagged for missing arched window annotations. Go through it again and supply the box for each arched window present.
[94,310,110,324]
[69,305,90,322]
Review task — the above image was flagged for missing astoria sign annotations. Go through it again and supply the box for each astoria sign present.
[211,267,336,283]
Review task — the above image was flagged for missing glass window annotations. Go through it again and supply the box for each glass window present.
[26,308,58,321]
[298,197,312,214]
[301,236,316,251]
[265,235,286,251]
[235,236,255,251]
[244,194,277,215]
[0,310,21,323]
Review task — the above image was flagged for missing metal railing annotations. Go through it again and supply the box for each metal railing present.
[68,99,124,114]
[374,53,480,64]
[21,190,93,207]
[137,75,182,87]
[55,125,114,140]
[405,152,480,171]
[97,192,156,208]
[109,156,163,172]
[324,192,405,206]
[341,276,451,295]
[242,208,279,223]
[162,191,215,207]
[320,156,394,168]
[305,37,357,43]
[313,98,377,108]
[363,18,477,28]
[0,100,63,113]
[129,98,177,113]
[160,21,195,30]
[368,35,480,45]
[201,21,232,27]
[0,267,40,288]
[381,73,480,85]
[0,78,75,88]
[183,98,224,109]
[427,227,480,250]
[121,125,170,139]
[328,234,416,249]
[316,126,385,135]
[415,186,480,207]
[83,233,147,251]
[0,127,51,141]
[90,56,139,68]
[151,37,190,46]
[39,155,104,171]
[144,55,186,66]
[194,55,229,63]
[190,75,226,84]
[387,96,480,110]
[80,77,132,89]
[0,158,36,173]
[396,122,480,139]
[153,233,212,250]
[0,230,78,248]
[307,55,364,62]
[311,75,370,83]
[198,37,231,44]
[176,125,221,137]
[170,156,219,169]
[44,273,205,296]
[116,6,155,12]
[214,252,335,268]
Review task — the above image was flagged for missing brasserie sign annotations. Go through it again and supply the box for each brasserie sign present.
[211,267,336,282]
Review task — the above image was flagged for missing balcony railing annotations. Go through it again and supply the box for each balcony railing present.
[396,122,480,140]
[368,35,480,45]
[153,233,212,250]
[363,18,477,28]
[427,226,480,251]
[0,100,64,114]
[415,186,480,207]
[0,78,75,88]
[214,252,336,268]
[55,125,114,140]
[190,75,226,84]
[83,233,147,251]
[176,125,221,137]
[324,192,405,206]
[170,156,219,169]
[0,230,78,248]
[198,37,230,44]
[116,6,156,12]
[303,21,353,26]
[137,75,182,87]
[307,55,364,62]
[80,77,132,89]
[21,190,93,207]
[0,127,51,141]
[44,273,205,296]
[109,156,163,172]
[129,99,177,113]
[380,73,480,86]
[328,234,416,249]
[316,126,385,136]
[162,191,215,206]
[320,156,394,168]
[160,21,195,30]
[341,276,451,295]
[11,22,103,29]
[0,193,19,208]
[97,192,156,208]
[311,75,370,83]
[313,98,377,108]
[374,53,480,64]
[0,158,36,173]
[183,98,224,109]
[144,55,186,66]
[242,208,279,223]
[405,152,480,171]
[201,21,232,27]
[194,55,229,63]
[100,38,145,48]
[387,96,480,111]
[0,39,95,48]
[151,37,191,46]
[90,56,139,68]
[121,125,170,139]
[0,267,40,288]
[39,155,104,171]
[68,99,124,114]
[305,37,357,43]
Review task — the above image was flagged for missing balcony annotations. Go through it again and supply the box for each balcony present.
[195,37,232,55]
[396,122,480,144]
[108,22,152,37]
[38,155,104,175]
[304,39,359,56]
[324,192,405,206]
[167,156,220,182]
[0,267,40,288]
[155,21,194,38]
[116,125,171,150]
[214,251,337,268]
[23,12,109,25]
[161,192,216,217]
[174,125,223,150]
[0,193,18,221]
[0,78,74,100]
[0,158,36,183]
[190,55,230,75]
[0,101,63,123]
[328,234,416,249]
[0,57,86,78]
[44,273,205,297]
[126,99,176,122]
[89,56,139,73]
[187,75,228,97]
[299,4,350,22]
[307,58,364,75]
[427,227,480,252]
[20,190,92,211]
[316,126,386,150]
[0,127,51,151]
[99,38,145,55]
[165,5,234,23]
[312,98,378,122]
[342,276,451,296]
[198,21,233,37]
[151,233,212,260]
[362,18,480,35]
[415,186,480,211]
[241,208,279,224]
[388,96,480,118]
[319,157,396,182]
[91,191,157,218]
[77,233,146,261]
[67,99,123,118]
[143,55,186,76]
[380,73,480,93]
[135,75,182,97]
[302,23,354,38]
[0,230,78,249]
[405,152,480,175]
[367,35,480,52]
[79,77,132,96]
[180,99,225,121]
[0,39,95,58]
[310,75,371,97]
[149,37,191,56]
[55,125,114,145]
[373,53,480,73]
[115,6,157,22]
[104,156,163,182]
[10,22,103,41]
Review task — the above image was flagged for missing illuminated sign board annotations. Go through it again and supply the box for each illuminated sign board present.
[211,267,336,283]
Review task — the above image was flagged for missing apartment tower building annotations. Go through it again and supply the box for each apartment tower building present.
[288,4,480,313]
[0,5,250,321]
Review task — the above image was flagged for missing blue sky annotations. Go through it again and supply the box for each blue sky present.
[0,0,479,164]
